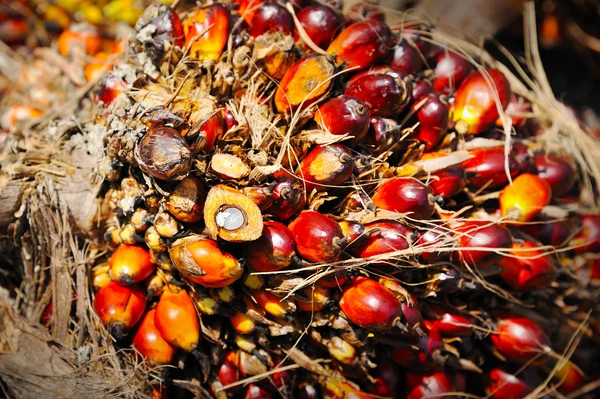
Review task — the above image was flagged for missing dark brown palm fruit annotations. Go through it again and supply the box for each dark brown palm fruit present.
[298,144,354,193]
[134,3,184,65]
[534,153,576,198]
[345,66,412,117]
[371,178,435,220]
[390,41,423,76]
[288,210,345,263]
[294,5,343,49]
[352,221,413,258]
[412,93,449,151]
[267,178,306,221]
[135,126,191,181]
[432,51,473,94]
[365,116,404,154]
[203,185,263,242]
[462,147,521,190]
[326,19,392,70]
[167,176,205,223]
[454,220,514,268]
[314,95,369,147]
[249,2,293,38]
[412,79,436,101]
[244,221,297,272]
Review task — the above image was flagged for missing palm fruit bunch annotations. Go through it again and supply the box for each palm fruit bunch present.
[85,1,600,398]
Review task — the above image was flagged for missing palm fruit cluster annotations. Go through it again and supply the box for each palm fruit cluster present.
[50,0,600,398]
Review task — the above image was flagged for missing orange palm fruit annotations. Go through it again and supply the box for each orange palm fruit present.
[109,244,155,285]
[57,27,101,57]
[93,281,147,338]
[170,235,243,288]
[84,52,112,82]
[274,54,336,113]
[453,68,511,134]
[154,285,200,352]
[183,4,230,60]
[498,241,557,291]
[499,173,551,223]
[1,105,42,130]
[229,311,256,335]
[132,309,176,365]
[250,290,292,318]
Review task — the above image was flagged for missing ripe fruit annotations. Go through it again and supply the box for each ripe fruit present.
[371,178,435,220]
[498,241,557,291]
[298,144,355,192]
[491,317,550,364]
[135,127,191,181]
[109,245,155,285]
[327,20,392,70]
[94,282,147,338]
[166,176,205,223]
[154,286,200,351]
[571,215,600,253]
[429,305,473,337]
[84,52,112,82]
[95,73,126,106]
[294,5,343,49]
[455,220,513,268]
[132,309,176,365]
[244,221,297,272]
[554,361,586,393]
[520,216,573,246]
[191,112,226,153]
[406,372,455,399]
[183,4,230,60]
[352,221,413,258]
[249,2,293,38]
[250,290,292,318]
[57,27,101,57]
[412,94,450,151]
[499,173,551,223]
[296,285,331,312]
[267,178,306,221]
[275,54,336,113]
[229,311,256,335]
[486,369,533,399]
[462,147,521,190]
[433,52,473,94]
[390,41,422,75]
[170,235,243,287]
[453,68,511,134]
[534,153,576,198]
[421,154,466,199]
[288,211,345,263]
[340,277,403,331]
[314,96,370,146]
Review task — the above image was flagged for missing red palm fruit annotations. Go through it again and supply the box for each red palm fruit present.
[250,290,291,318]
[453,68,511,135]
[244,221,297,272]
[347,3,385,23]
[491,317,550,364]
[416,226,452,263]
[374,361,401,395]
[295,5,343,49]
[428,305,472,337]
[499,173,551,223]
[379,278,423,330]
[95,73,126,106]
[93,282,146,338]
[402,23,434,55]
[223,107,239,131]
[184,4,230,60]
[406,372,455,399]
[327,20,392,70]
[319,270,349,288]
[298,144,354,192]
[244,384,272,399]
[338,220,366,246]
[57,28,101,57]
[426,165,466,199]
[249,2,293,38]
[0,18,30,45]
[154,286,200,352]
[275,54,336,113]
[314,96,370,147]
[192,110,226,154]
[554,361,586,393]
[412,94,449,151]
[352,221,413,258]
[390,41,423,75]
[109,245,155,285]
[170,236,243,288]
[296,285,331,312]
[495,96,532,128]
[345,67,412,117]
[40,302,53,325]
[412,79,435,101]
[218,352,241,391]
[132,309,176,365]
[520,216,573,246]
[235,0,264,24]
[433,52,473,94]
[498,241,557,291]
[267,178,306,221]
[534,153,576,198]
[340,277,403,331]
[462,147,521,190]
[455,220,513,268]
[571,215,600,253]
[371,178,435,220]
[487,369,533,399]
[288,211,345,263]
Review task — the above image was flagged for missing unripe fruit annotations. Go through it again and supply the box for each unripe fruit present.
[154,286,200,352]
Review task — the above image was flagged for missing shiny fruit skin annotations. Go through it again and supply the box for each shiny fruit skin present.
[109,245,155,285]
[433,52,473,95]
[154,287,200,352]
[498,241,557,291]
[412,93,449,151]
[406,372,455,399]
[572,215,600,253]
[193,111,226,153]
[183,4,231,60]
[326,20,392,70]
[218,353,241,391]
[390,41,422,75]
[429,306,472,337]
[93,281,147,338]
[132,309,176,365]
[250,289,291,317]
[135,127,191,181]
[491,317,550,364]
[314,95,369,147]
[462,147,521,190]
[453,68,511,134]
[244,221,297,272]
[288,211,345,263]
[299,144,354,192]
[554,361,586,393]
[520,217,573,246]
[244,384,272,399]
[534,153,576,198]
[95,73,126,106]
[372,178,435,220]
[340,277,403,331]
[249,2,293,38]
[268,178,306,221]
[296,285,330,312]
[412,79,436,101]
[345,67,411,117]
[353,221,413,258]
[487,369,533,399]
[294,5,343,49]
[429,166,466,199]
[455,220,514,268]
[499,173,551,223]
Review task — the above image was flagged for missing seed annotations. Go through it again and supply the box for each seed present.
[144,226,167,252]
[92,264,111,291]
[288,211,345,263]
[327,20,392,70]
[135,126,191,181]
[244,221,297,272]
[298,144,355,193]
[109,245,155,285]
[167,176,205,223]
[314,95,370,147]
[498,241,557,291]
[491,317,550,364]
[248,2,293,38]
[499,173,551,223]
[154,285,200,352]
[371,178,435,220]
[93,281,147,339]
[229,311,256,335]
[295,5,343,49]
[183,4,230,60]
[433,52,474,95]
[132,309,176,365]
